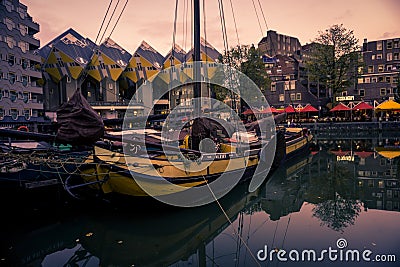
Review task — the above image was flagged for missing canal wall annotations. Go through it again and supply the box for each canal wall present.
[297,121,400,140]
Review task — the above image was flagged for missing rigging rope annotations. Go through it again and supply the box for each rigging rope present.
[95,0,114,44]
[201,175,261,267]
[107,0,129,41]
[257,0,269,32]
[98,0,121,44]
[172,0,179,66]
[251,0,264,37]
[228,0,240,47]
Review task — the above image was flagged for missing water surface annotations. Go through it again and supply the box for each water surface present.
[1,137,400,267]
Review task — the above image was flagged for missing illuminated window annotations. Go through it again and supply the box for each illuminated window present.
[377,41,382,50]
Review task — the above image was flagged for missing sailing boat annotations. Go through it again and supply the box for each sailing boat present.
[71,1,312,205]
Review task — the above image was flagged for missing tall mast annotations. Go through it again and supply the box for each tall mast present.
[193,0,201,116]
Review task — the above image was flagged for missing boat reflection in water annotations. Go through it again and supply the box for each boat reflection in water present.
[3,138,400,267]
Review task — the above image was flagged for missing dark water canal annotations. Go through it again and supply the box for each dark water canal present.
[1,137,400,267]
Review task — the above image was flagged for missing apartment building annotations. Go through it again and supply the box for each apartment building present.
[357,38,400,103]
[0,0,44,129]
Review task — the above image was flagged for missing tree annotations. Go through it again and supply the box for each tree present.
[306,24,360,103]
[217,44,271,109]
[220,44,271,92]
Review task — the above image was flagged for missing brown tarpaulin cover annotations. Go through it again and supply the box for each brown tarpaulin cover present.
[56,90,104,144]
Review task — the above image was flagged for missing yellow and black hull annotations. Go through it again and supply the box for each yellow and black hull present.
[79,146,262,197]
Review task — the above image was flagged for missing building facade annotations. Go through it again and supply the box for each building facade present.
[0,0,44,129]
[357,38,400,104]
[259,32,322,109]
[258,30,301,58]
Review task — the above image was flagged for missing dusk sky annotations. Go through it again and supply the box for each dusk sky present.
[21,0,400,55]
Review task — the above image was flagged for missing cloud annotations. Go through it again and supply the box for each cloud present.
[334,9,353,21]
[380,31,400,39]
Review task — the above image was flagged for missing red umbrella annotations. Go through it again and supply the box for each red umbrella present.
[242,109,255,115]
[355,151,373,158]
[261,106,281,114]
[352,102,373,111]
[284,105,296,113]
[299,104,318,113]
[330,102,351,112]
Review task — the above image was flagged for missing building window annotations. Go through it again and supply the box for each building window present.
[271,82,276,91]
[290,80,296,90]
[380,88,387,96]
[21,58,28,69]
[17,5,26,19]
[386,76,391,83]
[387,65,392,71]
[372,77,377,83]
[359,89,365,97]
[0,108,3,120]
[6,36,15,48]
[371,55,376,60]
[367,66,374,73]
[387,53,393,61]
[66,76,71,83]
[296,93,301,100]
[108,83,113,89]
[21,75,28,86]
[377,41,382,50]
[394,53,399,60]
[9,73,16,84]
[378,65,384,72]
[10,109,18,120]
[378,76,384,82]
[290,93,296,101]
[394,40,399,48]
[8,54,15,66]
[18,41,28,53]
[387,41,393,49]
[57,58,65,67]
[4,17,15,30]
[24,109,30,120]
[364,77,370,83]
[23,92,29,103]
[284,81,290,90]
[10,91,17,102]
[279,94,284,102]
[387,88,392,95]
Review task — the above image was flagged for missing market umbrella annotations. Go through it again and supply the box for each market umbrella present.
[284,105,296,113]
[375,99,400,111]
[299,104,318,113]
[330,102,351,112]
[242,108,256,115]
[352,102,373,111]
[261,106,281,114]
